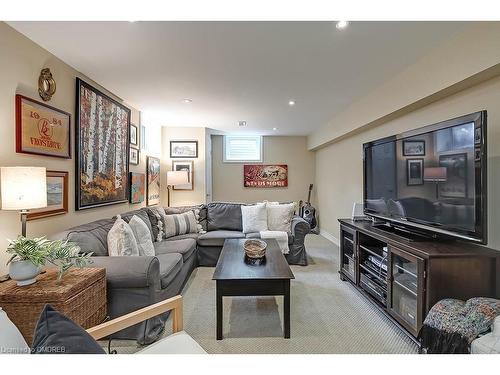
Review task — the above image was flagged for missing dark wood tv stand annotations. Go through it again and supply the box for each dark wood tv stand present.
[338,218,500,341]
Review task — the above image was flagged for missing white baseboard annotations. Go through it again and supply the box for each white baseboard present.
[319,229,340,246]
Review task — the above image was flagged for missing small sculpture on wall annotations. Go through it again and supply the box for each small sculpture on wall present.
[38,68,56,101]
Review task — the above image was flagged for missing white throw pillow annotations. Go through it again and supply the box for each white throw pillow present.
[267,203,295,233]
[107,215,140,256]
[0,308,29,354]
[241,203,268,234]
[129,215,155,256]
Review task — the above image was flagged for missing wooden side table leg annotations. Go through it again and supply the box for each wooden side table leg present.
[216,281,223,340]
[284,280,290,339]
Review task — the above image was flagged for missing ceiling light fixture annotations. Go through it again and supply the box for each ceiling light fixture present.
[238,121,247,127]
[336,21,349,30]
[288,100,296,106]
[273,127,278,131]
[182,99,192,104]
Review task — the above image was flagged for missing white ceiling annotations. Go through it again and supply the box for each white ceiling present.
[9,21,468,135]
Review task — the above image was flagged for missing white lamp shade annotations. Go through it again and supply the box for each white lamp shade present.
[167,170,189,186]
[0,167,47,210]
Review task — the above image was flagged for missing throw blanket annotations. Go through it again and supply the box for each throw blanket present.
[418,297,500,354]
[260,231,289,254]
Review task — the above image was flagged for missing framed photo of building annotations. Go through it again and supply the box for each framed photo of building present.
[15,94,71,158]
[403,140,425,156]
[407,158,424,186]
[147,156,161,206]
[172,160,194,190]
[27,171,68,220]
[130,147,139,165]
[130,172,145,204]
[75,78,130,210]
[170,140,198,158]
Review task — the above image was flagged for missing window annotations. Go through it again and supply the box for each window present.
[223,135,263,162]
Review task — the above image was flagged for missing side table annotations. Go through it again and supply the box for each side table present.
[0,268,107,344]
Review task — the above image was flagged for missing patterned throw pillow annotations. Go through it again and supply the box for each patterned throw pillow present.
[107,215,140,256]
[129,215,155,256]
[161,210,199,239]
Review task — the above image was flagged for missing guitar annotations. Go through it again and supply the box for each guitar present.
[299,184,318,231]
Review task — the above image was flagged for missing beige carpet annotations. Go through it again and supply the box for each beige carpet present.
[107,235,418,354]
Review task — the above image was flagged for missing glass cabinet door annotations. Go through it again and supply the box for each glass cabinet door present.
[340,227,356,282]
[388,246,424,336]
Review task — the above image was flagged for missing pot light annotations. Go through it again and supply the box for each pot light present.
[336,21,349,30]
[238,121,247,127]
[182,99,192,104]
[273,127,278,131]
[288,100,296,106]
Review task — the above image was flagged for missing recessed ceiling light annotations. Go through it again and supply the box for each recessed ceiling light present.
[273,127,278,131]
[288,100,296,106]
[182,99,192,104]
[238,121,247,127]
[336,21,349,30]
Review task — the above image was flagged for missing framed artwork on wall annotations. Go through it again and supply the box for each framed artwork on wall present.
[75,78,130,210]
[15,94,71,158]
[129,172,145,204]
[130,147,139,165]
[403,140,425,156]
[243,164,288,188]
[147,156,161,206]
[172,160,194,190]
[406,158,424,186]
[170,140,198,158]
[130,123,138,146]
[27,171,68,220]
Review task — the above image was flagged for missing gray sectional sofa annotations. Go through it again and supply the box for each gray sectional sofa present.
[51,202,310,344]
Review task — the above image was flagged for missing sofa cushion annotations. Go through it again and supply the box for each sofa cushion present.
[120,209,154,243]
[129,215,155,256]
[166,233,199,242]
[137,331,207,354]
[154,238,197,261]
[197,230,245,247]
[50,218,115,256]
[156,253,183,289]
[245,232,294,245]
[207,202,243,231]
[107,215,140,257]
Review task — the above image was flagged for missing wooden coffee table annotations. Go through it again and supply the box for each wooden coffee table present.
[212,238,295,340]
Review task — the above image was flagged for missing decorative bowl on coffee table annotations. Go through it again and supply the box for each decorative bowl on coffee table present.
[244,239,267,259]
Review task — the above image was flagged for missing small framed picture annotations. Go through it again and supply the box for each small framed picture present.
[407,158,424,186]
[170,140,198,158]
[130,147,139,165]
[27,171,68,220]
[130,123,138,146]
[172,160,194,190]
[129,172,145,204]
[403,140,425,156]
[474,127,482,145]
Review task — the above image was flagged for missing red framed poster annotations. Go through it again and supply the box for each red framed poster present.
[244,165,288,188]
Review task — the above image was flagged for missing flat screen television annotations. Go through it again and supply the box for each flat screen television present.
[363,111,487,244]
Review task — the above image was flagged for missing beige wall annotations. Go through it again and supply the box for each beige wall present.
[212,135,316,204]
[0,23,147,274]
[160,127,206,207]
[316,73,500,252]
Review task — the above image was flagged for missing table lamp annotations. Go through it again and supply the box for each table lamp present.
[0,167,47,237]
[424,167,447,200]
[166,170,189,207]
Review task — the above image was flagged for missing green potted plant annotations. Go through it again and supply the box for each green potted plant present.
[6,236,93,286]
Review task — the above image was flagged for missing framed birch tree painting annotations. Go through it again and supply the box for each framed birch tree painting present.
[75,78,131,210]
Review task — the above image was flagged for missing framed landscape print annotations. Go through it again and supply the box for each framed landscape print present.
[170,140,198,158]
[75,78,131,210]
[130,147,139,165]
[147,156,161,206]
[439,153,468,198]
[403,140,425,156]
[130,123,138,146]
[129,172,145,204]
[407,158,424,186]
[27,171,68,220]
[244,164,288,188]
[16,94,71,158]
[172,160,194,190]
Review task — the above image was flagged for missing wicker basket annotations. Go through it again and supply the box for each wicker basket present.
[0,268,107,344]
[244,239,267,259]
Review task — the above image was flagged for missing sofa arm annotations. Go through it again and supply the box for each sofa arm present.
[88,256,160,289]
[291,216,310,244]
